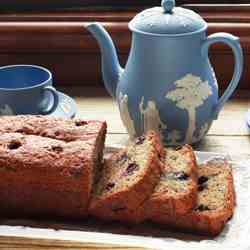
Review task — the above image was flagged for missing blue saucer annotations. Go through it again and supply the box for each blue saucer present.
[48,91,77,118]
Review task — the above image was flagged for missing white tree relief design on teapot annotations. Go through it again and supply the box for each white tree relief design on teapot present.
[139,97,167,139]
[165,74,212,143]
[118,92,136,138]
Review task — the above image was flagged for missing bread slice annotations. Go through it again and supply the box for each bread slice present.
[89,131,165,223]
[158,159,235,236]
[142,145,198,221]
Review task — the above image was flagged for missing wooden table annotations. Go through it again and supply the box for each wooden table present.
[1,86,250,250]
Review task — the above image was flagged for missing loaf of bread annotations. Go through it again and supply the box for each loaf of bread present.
[0,116,236,236]
[157,159,235,236]
[0,116,107,218]
[89,131,165,223]
[143,145,198,221]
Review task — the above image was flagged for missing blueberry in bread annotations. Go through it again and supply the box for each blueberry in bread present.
[0,118,107,218]
[89,131,165,223]
[143,145,198,220]
[157,159,235,236]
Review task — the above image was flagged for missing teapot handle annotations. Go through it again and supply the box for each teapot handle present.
[201,32,243,119]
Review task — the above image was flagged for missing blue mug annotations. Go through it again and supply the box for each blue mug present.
[0,65,59,115]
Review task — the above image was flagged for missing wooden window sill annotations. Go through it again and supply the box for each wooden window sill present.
[0,4,249,89]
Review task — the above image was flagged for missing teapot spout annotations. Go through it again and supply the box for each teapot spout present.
[86,22,123,98]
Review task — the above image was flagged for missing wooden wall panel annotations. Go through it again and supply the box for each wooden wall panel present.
[0,4,249,88]
[1,0,249,10]
[0,53,128,87]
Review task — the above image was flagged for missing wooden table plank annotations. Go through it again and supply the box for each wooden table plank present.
[105,133,250,155]
[0,236,150,250]
[210,97,250,136]
[194,135,250,155]
[61,87,250,136]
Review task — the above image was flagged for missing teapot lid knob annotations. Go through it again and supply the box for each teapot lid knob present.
[161,0,175,13]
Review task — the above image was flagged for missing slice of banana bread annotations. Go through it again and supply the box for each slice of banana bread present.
[89,131,165,223]
[0,132,105,218]
[142,145,198,221]
[158,159,235,236]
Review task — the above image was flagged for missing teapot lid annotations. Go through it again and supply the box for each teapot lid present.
[129,0,207,35]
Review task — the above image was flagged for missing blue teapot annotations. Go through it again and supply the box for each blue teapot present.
[86,0,243,145]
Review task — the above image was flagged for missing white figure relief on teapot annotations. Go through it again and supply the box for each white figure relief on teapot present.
[139,97,167,140]
[165,73,212,143]
[118,92,136,138]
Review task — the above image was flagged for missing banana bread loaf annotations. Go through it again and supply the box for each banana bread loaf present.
[157,159,235,236]
[143,145,198,220]
[0,116,107,219]
[89,131,165,223]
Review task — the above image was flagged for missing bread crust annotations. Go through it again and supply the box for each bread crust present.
[0,115,106,143]
[89,131,164,223]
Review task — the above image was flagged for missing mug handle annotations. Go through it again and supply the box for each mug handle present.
[40,86,59,114]
[201,32,243,119]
